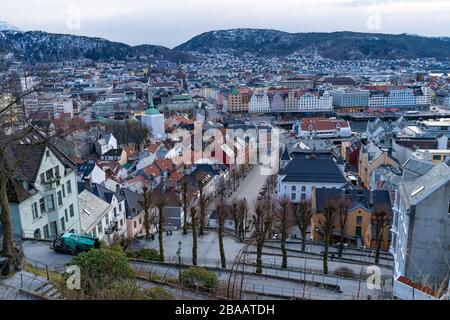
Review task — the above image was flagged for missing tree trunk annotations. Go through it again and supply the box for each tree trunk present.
[301,229,307,252]
[338,231,345,258]
[199,194,205,236]
[375,232,382,264]
[218,218,226,268]
[158,208,164,262]
[0,177,14,257]
[256,242,263,274]
[182,206,187,235]
[281,231,287,269]
[323,234,329,275]
[192,213,197,266]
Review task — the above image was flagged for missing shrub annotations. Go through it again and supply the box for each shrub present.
[127,248,162,261]
[142,287,174,300]
[333,266,355,278]
[181,266,218,291]
[99,282,174,300]
[70,248,135,293]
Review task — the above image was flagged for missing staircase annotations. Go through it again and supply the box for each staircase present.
[15,271,65,300]
[30,281,64,300]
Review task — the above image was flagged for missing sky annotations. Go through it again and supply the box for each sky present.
[1,0,449,48]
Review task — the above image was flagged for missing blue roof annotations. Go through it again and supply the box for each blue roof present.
[280,158,346,184]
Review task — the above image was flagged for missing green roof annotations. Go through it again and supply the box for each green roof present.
[144,107,161,116]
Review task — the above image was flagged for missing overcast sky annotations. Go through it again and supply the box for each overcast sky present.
[1,0,449,48]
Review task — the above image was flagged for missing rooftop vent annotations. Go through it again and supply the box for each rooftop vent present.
[411,186,425,198]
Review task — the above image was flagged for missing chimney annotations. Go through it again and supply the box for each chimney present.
[369,190,374,207]
[84,177,92,192]
[115,184,121,194]
[437,134,448,150]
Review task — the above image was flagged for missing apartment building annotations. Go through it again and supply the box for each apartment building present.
[331,89,370,113]
[22,92,74,118]
[391,163,450,299]
[4,129,82,239]
[248,91,270,114]
[297,91,333,113]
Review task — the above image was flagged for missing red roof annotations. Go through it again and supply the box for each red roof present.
[397,276,438,297]
[300,118,350,131]
[143,164,161,177]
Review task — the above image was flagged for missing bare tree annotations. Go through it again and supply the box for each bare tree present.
[319,200,338,275]
[294,200,312,252]
[230,199,240,237]
[140,186,154,240]
[196,173,207,236]
[237,199,247,239]
[190,207,198,266]
[180,179,189,235]
[252,199,275,274]
[155,196,167,262]
[215,198,227,268]
[372,206,391,264]
[277,197,292,269]
[336,197,351,258]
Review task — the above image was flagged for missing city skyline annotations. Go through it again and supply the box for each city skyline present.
[1,0,450,48]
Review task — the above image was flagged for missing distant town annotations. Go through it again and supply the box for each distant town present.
[0,21,449,302]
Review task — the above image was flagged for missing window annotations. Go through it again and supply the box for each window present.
[356,216,363,225]
[43,225,50,239]
[65,209,68,222]
[46,150,50,157]
[120,219,123,227]
[45,169,54,181]
[301,193,306,200]
[32,202,39,220]
[113,207,117,217]
[139,217,142,225]
[39,197,46,213]
[291,193,296,201]
[301,186,306,192]
[57,191,63,206]
[46,195,55,211]
[67,180,72,194]
[433,155,442,161]
[62,185,66,198]
[69,204,74,217]
[97,221,103,234]
[54,166,60,178]
[292,186,296,191]
[60,217,66,232]
[448,202,450,216]
[40,173,45,183]
[106,215,109,226]
[133,221,137,229]
[119,203,122,212]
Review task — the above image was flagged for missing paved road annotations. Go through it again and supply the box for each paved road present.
[131,261,342,300]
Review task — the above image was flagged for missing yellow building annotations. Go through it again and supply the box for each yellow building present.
[311,188,392,250]
[227,88,249,113]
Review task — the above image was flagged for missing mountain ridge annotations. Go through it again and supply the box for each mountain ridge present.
[175,28,450,60]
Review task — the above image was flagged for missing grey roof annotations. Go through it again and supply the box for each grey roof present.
[402,158,434,176]
[92,183,125,204]
[399,163,450,207]
[120,188,144,219]
[281,148,290,161]
[314,188,391,213]
[280,158,346,184]
[102,148,123,157]
[78,190,111,232]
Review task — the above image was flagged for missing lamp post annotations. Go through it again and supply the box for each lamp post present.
[177,240,182,283]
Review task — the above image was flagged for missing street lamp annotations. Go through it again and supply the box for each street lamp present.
[177,240,182,283]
